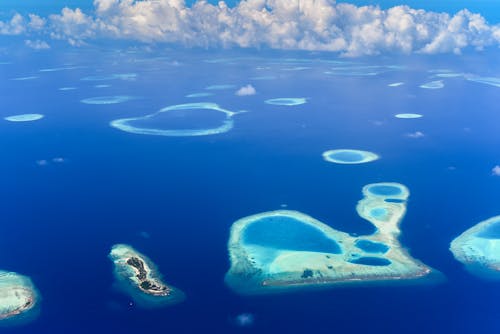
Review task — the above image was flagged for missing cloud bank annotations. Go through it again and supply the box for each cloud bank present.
[1,0,500,56]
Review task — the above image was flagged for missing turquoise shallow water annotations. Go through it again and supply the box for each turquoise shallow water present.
[349,257,392,266]
[242,216,341,254]
[476,221,500,239]
[368,185,402,196]
[329,151,364,162]
[355,240,390,253]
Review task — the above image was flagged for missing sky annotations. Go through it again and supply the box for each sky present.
[1,0,499,56]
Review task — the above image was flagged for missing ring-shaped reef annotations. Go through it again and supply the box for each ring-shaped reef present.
[322,149,379,164]
[80,96,138,105]
[4,114,44,122]
[225,182,439,294]
[420,80,444,89]
[110,102,243,137]
[395,113,423,119]
[264,98,307,106]
[450,215,500,280]
[0,271,40,326]
[109,244,185,308]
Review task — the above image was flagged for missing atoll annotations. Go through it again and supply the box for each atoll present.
[225,183,438,294]
[395,113,423,119]
[186,92,214,98]
[466,76,500,88]
[322,149,379,164]
[420,80,444,89]
[109,244,185,308]
[80,96,137,105]
[265,98,307,106]
[450,215,500,280]
[110,102,244,137]
[81,73,137,81]
[0,271,40,326]
[4,114,44,122]
[205,84,236,90]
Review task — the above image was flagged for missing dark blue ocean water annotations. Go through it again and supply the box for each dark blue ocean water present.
[1,43,499,333]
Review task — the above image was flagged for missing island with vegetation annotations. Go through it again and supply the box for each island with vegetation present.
[109,244,185,307]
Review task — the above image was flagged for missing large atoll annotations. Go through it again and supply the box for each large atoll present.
[225,183,438,294]
[109,244,185,308]
[110,102,245,137]
[450,215,500,280]
[0,271,40,326]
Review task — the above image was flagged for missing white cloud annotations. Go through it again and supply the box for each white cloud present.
[25,39,50,50]
[492,165,500,176]
[0,14,26,35]
[1,0,500,56]
[406,131,425,138]
[0,13,45,35]
[235,84,256,96]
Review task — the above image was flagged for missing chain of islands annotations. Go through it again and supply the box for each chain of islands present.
[109,244,185,308]
[225,182,441,294]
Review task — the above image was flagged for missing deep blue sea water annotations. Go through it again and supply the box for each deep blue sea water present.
[1,43,499,333]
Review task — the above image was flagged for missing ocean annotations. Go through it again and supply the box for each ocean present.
[1,44,499,333]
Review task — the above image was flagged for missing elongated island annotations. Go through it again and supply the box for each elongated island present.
[0,271,40,326]
[450,215,500,280]
[109,244,185,307]
[225,182,439,294]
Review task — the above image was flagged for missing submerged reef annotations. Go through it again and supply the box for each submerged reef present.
[466,76,500,88]
[80,96,137,105]
[450,216,500,280]
[395,113,423,119]
[4,114,44,122]
[0,271,40,326]
[265,98,307,106]
[322,149,379,164]
[225,183,438,294]
[109,244,185,308]
[81,73,137,81]
[419,80,444,89]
